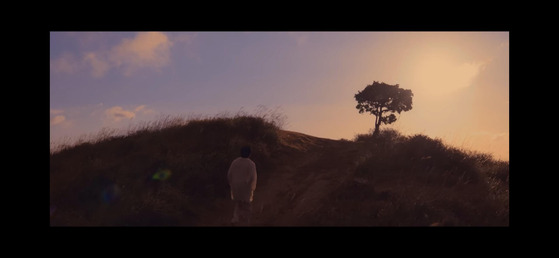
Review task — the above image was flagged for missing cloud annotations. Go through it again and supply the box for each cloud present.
[51,32,174,78]
[109,32,173,76]
[50,109,65,115]
[412,56,488,97]
[83,52,110,78]
[50,109,72,127]
[133,105,156,115]
[50,52,80,74]
[104,105,156,123]
[105,106,136,122]
[50,115,66,126]
[491,132,509,143]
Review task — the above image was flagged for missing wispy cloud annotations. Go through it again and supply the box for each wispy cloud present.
[105,106,136,122]
[487,132,509,143]
[51,32,175,78]
[105,105,156,122]
[50,109,72,127]
[50,109,65,115]
[134,105,146,112]
[50,52,80,74]
[134,105,156,115]
[50,115,66,126]
[411,55,490,98]
[109,32,173,76]
[83,52,110,78]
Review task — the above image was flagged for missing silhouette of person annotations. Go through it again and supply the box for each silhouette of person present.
[227,146,257,226]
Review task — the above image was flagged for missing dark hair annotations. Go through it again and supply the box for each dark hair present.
[240,146,251,158]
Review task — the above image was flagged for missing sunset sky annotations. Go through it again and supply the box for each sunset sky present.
[50,31,509,160]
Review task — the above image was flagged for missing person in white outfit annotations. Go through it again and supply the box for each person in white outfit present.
[227,146,257,226]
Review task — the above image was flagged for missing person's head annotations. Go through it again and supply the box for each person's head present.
[240,146,251,158]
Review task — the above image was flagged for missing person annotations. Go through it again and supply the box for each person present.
[227,146,257,226]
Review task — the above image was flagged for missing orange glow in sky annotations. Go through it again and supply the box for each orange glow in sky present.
[51,32,509,161]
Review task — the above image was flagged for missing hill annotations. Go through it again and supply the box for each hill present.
[49,115,509,226]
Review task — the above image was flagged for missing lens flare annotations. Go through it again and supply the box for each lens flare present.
[101,184,121,204]
[152,169,172,181]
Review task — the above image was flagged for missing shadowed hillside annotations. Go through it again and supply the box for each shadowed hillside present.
[50,114,509,226]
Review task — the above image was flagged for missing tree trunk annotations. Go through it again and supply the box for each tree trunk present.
[373,121,380,136]
[373,109,382,137]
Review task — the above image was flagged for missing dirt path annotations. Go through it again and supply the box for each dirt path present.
[250,131,359,226]
[200,130,362,227]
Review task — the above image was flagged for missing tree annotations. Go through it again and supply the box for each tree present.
[354,81,413,136]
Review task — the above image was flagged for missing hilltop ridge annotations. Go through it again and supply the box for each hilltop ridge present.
[50,115,508,226]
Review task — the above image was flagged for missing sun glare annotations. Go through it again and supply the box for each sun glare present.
[411,50,482,98]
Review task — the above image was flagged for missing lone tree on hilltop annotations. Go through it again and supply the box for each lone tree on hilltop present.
[354,81,413,136]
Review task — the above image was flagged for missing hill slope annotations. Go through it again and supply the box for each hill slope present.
[49,116,509,226]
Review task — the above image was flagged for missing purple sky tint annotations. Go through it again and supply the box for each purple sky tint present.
[50,31,509,160]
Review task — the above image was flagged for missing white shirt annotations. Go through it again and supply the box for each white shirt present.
[227,157,257,202]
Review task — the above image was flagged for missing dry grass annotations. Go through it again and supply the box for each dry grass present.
[50,113,508,226]
[311,129,509,226]
[50,108,284,226]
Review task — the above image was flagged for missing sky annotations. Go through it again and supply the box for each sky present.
[50,31,509,161]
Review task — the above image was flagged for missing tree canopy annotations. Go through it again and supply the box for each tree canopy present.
[354,81,413,135]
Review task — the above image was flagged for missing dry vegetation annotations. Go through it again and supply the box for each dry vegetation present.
[50,110,508,226]
[311,130,509,226]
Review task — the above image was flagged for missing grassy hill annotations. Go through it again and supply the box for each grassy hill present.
[49,114,509,226]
